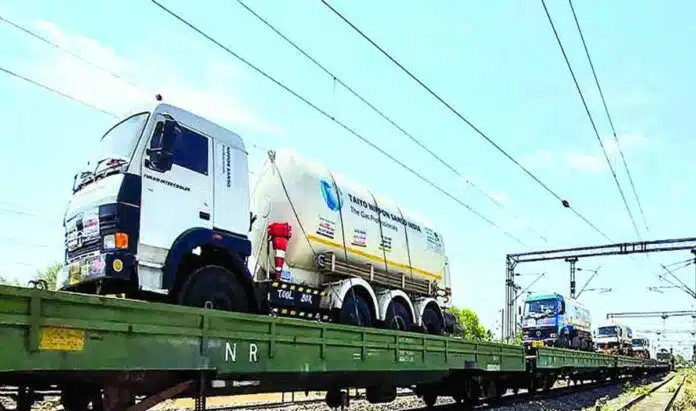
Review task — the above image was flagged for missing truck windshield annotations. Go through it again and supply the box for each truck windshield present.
[597,326,618,337]
[99,112,149,162]
[524,298,557,314]
[632,338,645,347]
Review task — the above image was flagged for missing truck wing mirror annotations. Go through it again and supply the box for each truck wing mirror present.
[517,306,521,316]
[146,117,180,172]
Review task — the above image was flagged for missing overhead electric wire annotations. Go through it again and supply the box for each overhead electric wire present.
[659,262,696,299]
[235,0,548,244]
[539,0,641,241]
[0,14,148,94]
[0,65,118,118]
[149,0,530,248]
[663,258,695,269]
[567,0,649,234]
[319,0,613,243]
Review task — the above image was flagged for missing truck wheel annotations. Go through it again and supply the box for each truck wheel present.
[384,300,413,331]
[176,265,249,312]
[338,292,373,327]
[557,334,570,348]
[421,306,444,335]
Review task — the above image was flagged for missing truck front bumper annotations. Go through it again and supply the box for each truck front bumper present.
[524,338,556,349]
[57,251,136,290]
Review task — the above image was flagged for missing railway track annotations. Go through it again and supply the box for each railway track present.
[202,374,670,411]
[613,374,685,411]
[400,373,670,411]
[205,391,416,411]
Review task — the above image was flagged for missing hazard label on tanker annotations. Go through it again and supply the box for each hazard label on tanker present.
[424,228,444,255]
[350,229,367,247]
[316,217,336,240]
[379,235,392,252]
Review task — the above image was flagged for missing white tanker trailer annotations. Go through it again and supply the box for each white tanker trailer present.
[250,149,452,333]
[56,101,453,335]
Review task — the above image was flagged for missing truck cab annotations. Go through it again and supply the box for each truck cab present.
[631,337,651,359]
[57,101,254,312]
[595,324,633,356]
[521,293,593,351]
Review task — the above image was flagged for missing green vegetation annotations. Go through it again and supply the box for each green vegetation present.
[672,368,696,411]
[0,262,61,289]
[446,306,492,341]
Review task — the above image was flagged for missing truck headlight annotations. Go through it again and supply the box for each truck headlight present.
[103,232,129,250]
[55,266,68,290]
[103,234,116,250]
[550,333,557,338]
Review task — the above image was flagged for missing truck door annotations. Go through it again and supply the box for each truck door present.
[139,117,213,273]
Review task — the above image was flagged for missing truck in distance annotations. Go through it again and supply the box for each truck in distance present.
[520,292,593,351]
[631,337,651,359]
[56,100,454,335]
[595,324,633,356]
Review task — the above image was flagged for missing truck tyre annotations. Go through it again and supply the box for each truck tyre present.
[384,300,413,331]
[176,265,249,312]
[421,306,444,335]
[557,334,570,349]
[338,292,373,327]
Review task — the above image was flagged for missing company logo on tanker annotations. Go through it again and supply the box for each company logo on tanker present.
[319,179,343,211]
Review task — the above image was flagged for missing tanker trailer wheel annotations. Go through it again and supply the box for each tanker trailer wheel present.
[384,300,413,331]
[176,265,249,312]
[338,292,373,327]
[421,306,444,335]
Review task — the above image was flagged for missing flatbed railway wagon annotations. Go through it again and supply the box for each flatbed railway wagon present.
[0,284,668,411]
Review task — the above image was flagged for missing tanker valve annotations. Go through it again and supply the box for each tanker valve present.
[267,222,292,280]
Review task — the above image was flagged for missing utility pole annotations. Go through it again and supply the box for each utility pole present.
[566,257,578,298]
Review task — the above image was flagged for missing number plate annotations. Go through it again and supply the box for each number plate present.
[69,263,81,285]
[39,327,85,351]
[532,340,545,348]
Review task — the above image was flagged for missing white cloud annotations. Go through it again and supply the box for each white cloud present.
[668,181,687,198]
[521,149,554,170]
[21,20,282,136]
[489,190,508,204]
[566,152,605,173]
[612,89,651,109]
[566,134,648,174]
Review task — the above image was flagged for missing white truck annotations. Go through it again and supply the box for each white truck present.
[595,324,633,356]
[57,100,453,334]
[631,337,651,359]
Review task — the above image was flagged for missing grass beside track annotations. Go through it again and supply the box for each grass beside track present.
[578,373,672,411]
[671,368,696,410]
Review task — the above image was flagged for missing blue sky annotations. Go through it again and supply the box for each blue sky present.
[1,1,696,355]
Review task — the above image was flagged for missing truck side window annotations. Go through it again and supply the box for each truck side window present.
[171,127,209,175]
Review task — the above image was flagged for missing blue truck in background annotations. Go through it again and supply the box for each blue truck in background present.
[520,293,593,351]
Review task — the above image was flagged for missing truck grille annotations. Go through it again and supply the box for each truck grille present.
[524,327,555,340]
[65,207,118,260]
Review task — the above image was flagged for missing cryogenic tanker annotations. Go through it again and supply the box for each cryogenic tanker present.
[57,101,453,335]
[250,149,450,293]
[250,149,452,333]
